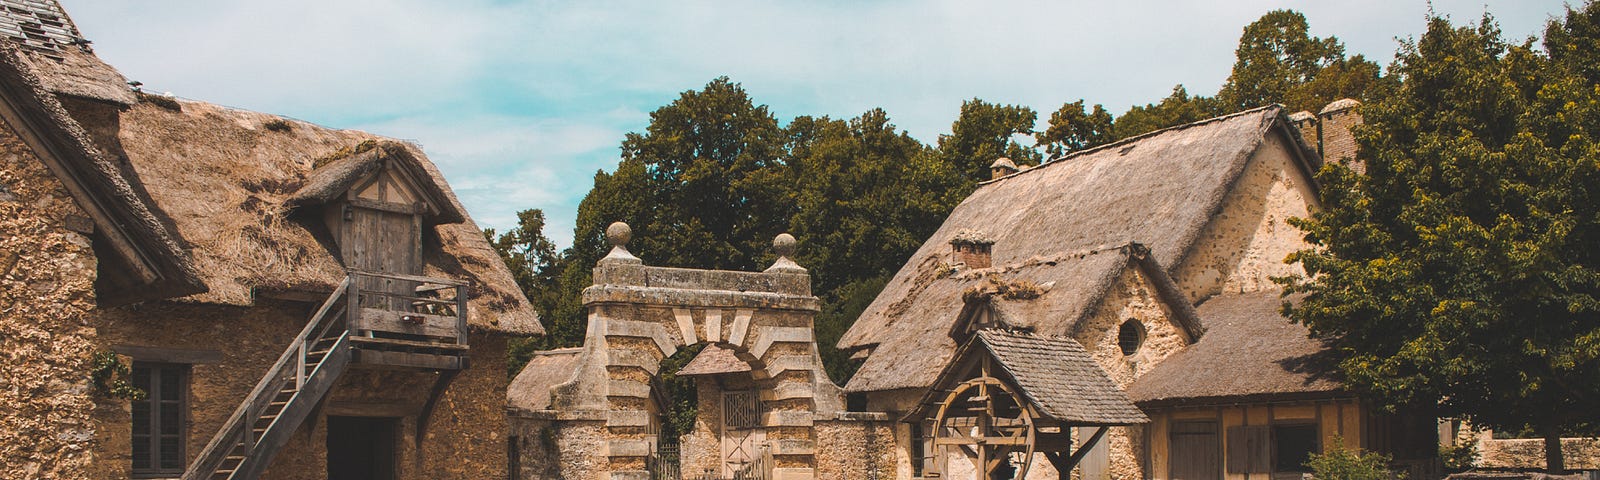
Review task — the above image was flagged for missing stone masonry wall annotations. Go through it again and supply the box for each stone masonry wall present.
[1476,435,1600,470]
[1075,266,1188,480]
[0,119,99,480]
[1172,131,1317,303]
[814,418,896,480]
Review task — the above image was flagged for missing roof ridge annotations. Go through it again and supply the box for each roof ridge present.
[979,104,1284,186]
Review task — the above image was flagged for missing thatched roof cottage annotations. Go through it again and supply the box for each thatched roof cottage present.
[0,1,539,478]
[842,103,1441,480]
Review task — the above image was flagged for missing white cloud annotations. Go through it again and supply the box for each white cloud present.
[65,0,1572,246]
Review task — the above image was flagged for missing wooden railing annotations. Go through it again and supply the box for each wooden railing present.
[347,270,468,344]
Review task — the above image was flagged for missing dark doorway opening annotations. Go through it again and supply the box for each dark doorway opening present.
[328,416,399,480]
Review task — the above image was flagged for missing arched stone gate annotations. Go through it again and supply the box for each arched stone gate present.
[544,223,844,480]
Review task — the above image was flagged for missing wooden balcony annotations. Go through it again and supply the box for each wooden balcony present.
[346,270,469,370]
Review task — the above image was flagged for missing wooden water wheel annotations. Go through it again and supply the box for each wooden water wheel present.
[931,375,1037,479]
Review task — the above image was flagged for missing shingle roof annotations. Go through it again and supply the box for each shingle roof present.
[0,0,134,104]
[1126,292,1345,405]
[676,344,751,376]
[841,106,1317,394]
[978,330,1148,425]
[908,330,1148,426]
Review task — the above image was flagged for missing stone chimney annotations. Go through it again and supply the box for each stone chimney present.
[1289,110,1318,153]
[990,157,1018,181]
[1317,98,1363,173]
[949,229,995,269]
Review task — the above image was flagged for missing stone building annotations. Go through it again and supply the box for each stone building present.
[0,1,541,478]
[837,102,1442,480]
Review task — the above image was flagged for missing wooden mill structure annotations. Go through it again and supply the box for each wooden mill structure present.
[907,330,1149,479]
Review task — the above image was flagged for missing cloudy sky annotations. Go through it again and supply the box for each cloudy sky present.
[66,0,1567,246]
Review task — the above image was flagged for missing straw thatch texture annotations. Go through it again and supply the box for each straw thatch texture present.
[1125,291,1343,405]
[676,344,751,376]
[907,330,1147,426]
[843,107,1303,393]
[507,348,583,411]
[286,141,466,224]
[0,44,201,302]
[112,99,541,334]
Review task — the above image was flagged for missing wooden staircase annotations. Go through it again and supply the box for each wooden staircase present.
[182,272,470,480]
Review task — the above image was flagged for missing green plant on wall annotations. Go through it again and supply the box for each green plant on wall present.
[90,350,145,401]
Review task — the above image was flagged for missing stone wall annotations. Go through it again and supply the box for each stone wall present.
[1172,130,1317,302]
[93,299,512,479]
[814,416,896,480]
[0,110,99,480]
[1476,435,1600,470]
[509,415,607,479]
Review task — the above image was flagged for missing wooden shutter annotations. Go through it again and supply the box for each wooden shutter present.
[1227,425,1271,474]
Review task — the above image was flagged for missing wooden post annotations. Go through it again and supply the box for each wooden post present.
[347,276,362,336]
[455,284,468,345]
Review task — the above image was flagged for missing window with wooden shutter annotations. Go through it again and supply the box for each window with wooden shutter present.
[1226,425,1271,474]
[131,362,188,477]
[1273,424,1319,473]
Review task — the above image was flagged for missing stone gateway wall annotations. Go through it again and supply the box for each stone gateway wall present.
[0,109,99,480]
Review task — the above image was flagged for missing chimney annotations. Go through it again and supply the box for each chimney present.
[949,229,995,269]
[1317,99,1363,173]
[990,157,1018,181]
[1288,110,1318,154]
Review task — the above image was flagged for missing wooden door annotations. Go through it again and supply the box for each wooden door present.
[346,205,421,310]
[1171,421,1221,480]
[720,390,765,479]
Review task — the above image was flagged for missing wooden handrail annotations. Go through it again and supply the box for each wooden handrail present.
[347,269,468,287]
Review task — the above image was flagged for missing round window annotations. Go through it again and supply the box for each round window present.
[1118,320,1146,356]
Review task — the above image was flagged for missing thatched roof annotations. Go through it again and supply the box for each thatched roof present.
[110,99,541,334]
[1126,292,1344,405]
[841,106,1314,393]
[285,141,466,224]
[676,344,752,376]
[0,1,134,105]
[907,330,1148,426]
[0,43,202,304]
[507,348,583,411]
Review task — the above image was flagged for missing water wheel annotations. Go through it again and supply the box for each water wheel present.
[931,376,1037,479]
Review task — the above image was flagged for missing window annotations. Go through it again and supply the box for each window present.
[1273,424,1319,473]
[1118,319,1146,356]
[131,363,188,476]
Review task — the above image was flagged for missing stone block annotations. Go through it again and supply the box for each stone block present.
[674,308,697,344]
[607,380,650,399]
[728,309,753,347]
[751,326,813,359]
[603,319,676,357]
[764,410,814,427]
[762,355,814,378]
[769,439,815,456]
[607,410,652,427]
[607,440,652,458]
[610,470,652,480]
[705,309,722,343]
[607,349,659,375]
[760,382,814,401]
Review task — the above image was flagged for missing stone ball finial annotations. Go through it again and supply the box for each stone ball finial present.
[598,221,640,265]
[765,233,805,274]
[606,221,632,247]
[773,233,797,258]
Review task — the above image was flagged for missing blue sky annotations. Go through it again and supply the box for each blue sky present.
[66,0,1568,247]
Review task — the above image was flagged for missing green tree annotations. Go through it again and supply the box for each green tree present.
[939,99,1041,183]
[1281,9,1600,472]
[1112,85,1224,139]
[485,209,571,371]
[1218,10,1345,110]
[1039,100,1115,157]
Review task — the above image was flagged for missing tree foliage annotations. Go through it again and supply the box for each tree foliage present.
[1039,100,1115,157]
[1281,7,1600,471]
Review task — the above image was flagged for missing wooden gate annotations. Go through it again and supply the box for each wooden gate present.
[720,390,766,480]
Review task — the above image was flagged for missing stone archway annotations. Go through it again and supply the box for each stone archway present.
[545,224,843,480]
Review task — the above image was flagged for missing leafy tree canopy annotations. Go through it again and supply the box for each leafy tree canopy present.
[1282,6,1600,471]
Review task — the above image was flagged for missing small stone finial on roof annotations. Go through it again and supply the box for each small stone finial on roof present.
[949,229,995,246]
[989,157,1019,180]
[598,221,641,265]
[765,233,805,274]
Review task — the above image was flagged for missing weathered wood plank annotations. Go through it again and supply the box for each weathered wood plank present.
[355,308,459,339]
